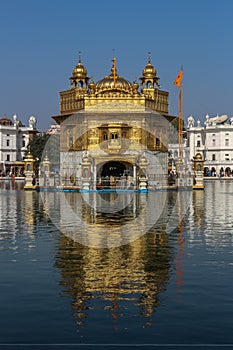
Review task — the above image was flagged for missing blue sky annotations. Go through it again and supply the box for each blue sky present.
[0,0,233,130]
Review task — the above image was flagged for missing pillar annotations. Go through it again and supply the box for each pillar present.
[24,150,36,190]
[193,153,204,190]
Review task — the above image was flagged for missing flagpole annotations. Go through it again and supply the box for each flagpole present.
[173,68,183,178]
[174,68,183,159]
[178,83,183,158]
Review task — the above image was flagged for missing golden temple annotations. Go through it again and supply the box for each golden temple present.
[51,53,176,190]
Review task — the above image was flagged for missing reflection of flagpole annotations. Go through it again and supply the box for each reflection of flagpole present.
[174,68,183,158]
[175,205,185,301]
[176,217,185,283]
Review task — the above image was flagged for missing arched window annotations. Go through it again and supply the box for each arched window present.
[78,81,83,88]
[83,169,89,178]
[111,133,118,139]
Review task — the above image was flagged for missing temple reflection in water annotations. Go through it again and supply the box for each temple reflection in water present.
[52,189,191,328]
[55,231,171,326]
[3,180,225,330]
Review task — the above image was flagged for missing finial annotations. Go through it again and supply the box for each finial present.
[112,56,117,86]
[44,151,50,161]
[78,51,81,63]
[112,56,117,67]
[148,51,151,63]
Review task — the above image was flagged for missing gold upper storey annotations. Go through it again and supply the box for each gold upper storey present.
[59,54,169,118]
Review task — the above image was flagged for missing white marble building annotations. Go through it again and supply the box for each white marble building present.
[0,114,38,175]
[186,114,233,176]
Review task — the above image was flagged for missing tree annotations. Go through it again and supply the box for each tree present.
[26,133,50,171]
[27,133,60,173]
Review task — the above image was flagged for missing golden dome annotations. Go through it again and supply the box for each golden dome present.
[88,80,96,89]
[142,54,157,79]
[194,153,203,160]
[95,57,132,93]
[71,52,88,80]
[96,75,132,91]
[25,150,35,161]
[72,61,87,79]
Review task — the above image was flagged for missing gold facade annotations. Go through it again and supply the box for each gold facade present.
[52,53,175,189]
[54,53,170,122]
[60,117,168,154]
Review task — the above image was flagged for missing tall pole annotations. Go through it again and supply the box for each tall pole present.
[174,68,183,160]
[178,84,183,159]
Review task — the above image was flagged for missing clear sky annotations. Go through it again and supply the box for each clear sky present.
[0,0,233,130]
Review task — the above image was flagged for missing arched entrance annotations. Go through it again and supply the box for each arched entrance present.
[101,161,126,177]
[97,160,134,189]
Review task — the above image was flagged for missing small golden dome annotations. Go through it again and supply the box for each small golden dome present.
[72,61,87,79]
[142,52,157,79]
[142,62,156,78]
[89,80,96,88]
[72,52,87,79]
[25,151,34,161]
[194,153,203,160]
[142,63,156,78]
[88,80,96,93]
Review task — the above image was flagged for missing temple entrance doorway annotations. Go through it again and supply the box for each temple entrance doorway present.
[101,161,126,177]
[97,161,134,190]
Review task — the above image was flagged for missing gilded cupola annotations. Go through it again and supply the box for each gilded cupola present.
[142,56,156,79]
[140,52,160,89]
[70,52,89,89]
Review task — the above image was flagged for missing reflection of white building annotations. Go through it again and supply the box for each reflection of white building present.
[0,114,38,175]
[189,181,233,246]
[186,114,233,176]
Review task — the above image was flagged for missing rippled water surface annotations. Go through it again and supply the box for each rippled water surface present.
[0,180,233,349]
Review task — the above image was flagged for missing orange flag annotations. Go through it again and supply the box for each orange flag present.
[174,69,183,87]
